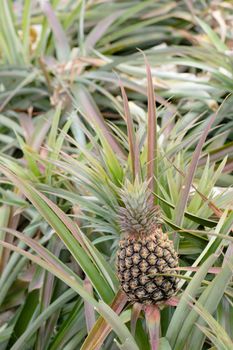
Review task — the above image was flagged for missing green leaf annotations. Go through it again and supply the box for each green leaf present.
[0,162,114,303]
[166,253,218,346]
[154,193,218,228]
[196,17,227,53]
[0,204,10,263]
[186,257,233,350]
[0,238,136,349]
[7,289,40,349]
[97,301,139,350]
[174,255,233,350]
[173,110,217,227]
[22,0,32,62]
[159,338,172,350]
[81,291,127,350]
[48,299,83,350]
[10,289,75,350]
[40,0,70,61]
[0,0,23,64]
[191,301,233,350]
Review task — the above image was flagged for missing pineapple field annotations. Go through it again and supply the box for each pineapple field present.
[0,1,233,349]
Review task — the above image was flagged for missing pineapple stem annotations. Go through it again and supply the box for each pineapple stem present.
[145,305,161,350]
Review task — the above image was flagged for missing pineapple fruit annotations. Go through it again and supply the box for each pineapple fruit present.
[117,180,179,304]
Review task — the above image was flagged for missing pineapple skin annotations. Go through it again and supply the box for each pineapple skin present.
[117,227,179,304]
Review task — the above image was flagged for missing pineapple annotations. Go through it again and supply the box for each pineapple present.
[117,180,179,304]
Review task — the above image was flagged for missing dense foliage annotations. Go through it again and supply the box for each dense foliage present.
[0,1,232,349]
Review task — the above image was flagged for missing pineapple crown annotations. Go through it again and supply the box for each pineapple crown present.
[118,178,162,236]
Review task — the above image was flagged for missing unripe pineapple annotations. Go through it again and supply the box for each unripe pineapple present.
[117,180,179,304]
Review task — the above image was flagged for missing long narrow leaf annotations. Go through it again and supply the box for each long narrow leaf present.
[144,54,157,200]
[173,111,217,227]
[166,253,218,346]
[39,0,70,61]
[120,80,138,179]
[0,163,114,302]
[0,239,137,349]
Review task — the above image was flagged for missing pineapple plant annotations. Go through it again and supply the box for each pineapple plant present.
[0,0,232,348]
[0,63,232,349]
[117,180,179,304]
